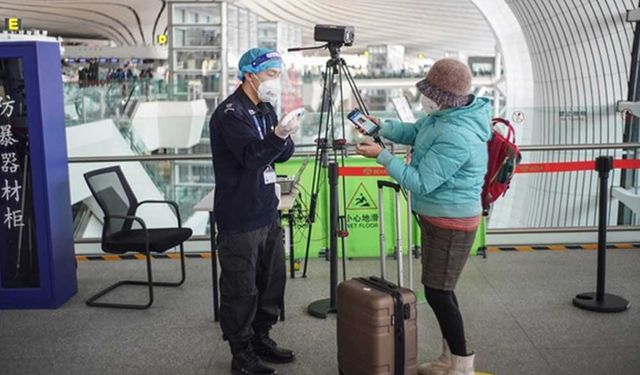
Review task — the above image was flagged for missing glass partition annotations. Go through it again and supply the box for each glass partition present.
[172,26,222,47]
[172,3,222,25]
[170,2,223,97]
[173,50,222,72]
[63,61,640,236]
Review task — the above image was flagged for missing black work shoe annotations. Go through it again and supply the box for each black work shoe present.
[252,333,296,364]
[231,346,277,375]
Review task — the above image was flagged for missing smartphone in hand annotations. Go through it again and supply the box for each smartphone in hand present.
[347,108,379,135]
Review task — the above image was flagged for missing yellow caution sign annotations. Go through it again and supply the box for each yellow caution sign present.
[346,183,377,211]
[157,34,168,45]
[5,18,21,32]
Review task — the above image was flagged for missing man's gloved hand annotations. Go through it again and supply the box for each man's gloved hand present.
[284,117,301,135]
[274,116,301,139]
[274,122,289,139]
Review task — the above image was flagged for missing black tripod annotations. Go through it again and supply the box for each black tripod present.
[288,42,376,318]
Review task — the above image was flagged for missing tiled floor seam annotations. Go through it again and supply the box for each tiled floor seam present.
[471,260,557,374]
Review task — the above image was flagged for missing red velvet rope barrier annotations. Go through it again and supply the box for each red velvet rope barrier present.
[338,159,640,177]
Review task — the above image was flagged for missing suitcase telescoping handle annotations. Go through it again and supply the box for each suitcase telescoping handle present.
[377,180,401,191]
[377,180,404,287]
[377,182,387,279]
[406,190,414,290]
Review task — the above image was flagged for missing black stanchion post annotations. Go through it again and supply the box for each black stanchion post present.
[573,156,630,313]
[308,162,339,318]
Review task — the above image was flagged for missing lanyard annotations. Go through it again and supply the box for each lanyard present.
[251,115,267,140]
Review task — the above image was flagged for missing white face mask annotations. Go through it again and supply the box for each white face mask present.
[252,75,282,103]
[421,95,440,114]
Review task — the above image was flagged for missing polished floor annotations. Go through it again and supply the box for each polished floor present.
[1,249,639,375]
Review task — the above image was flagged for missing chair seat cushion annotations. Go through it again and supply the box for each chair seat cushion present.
[103,228,193,254]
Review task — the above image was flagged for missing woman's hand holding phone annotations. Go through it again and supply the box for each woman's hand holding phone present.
[355,115,381,135]
[348,109,381,135]
[365,115,380,125]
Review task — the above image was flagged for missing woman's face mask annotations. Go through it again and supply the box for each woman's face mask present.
[251,73,282,103]
[421,95,440,114]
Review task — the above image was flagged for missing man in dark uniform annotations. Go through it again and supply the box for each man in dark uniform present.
[209,48,300,375]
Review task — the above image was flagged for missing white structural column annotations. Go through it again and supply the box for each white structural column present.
[470,0,535,110]
[471,0,535,228]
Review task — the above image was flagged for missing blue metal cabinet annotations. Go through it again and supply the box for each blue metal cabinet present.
[0,41,77,309]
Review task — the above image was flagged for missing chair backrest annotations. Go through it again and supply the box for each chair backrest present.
[84,166,138,236]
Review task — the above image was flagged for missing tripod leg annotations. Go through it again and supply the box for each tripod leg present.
[302,143,323,278]
[336,64,349,282]
[340,61,368,113]
[302,216,313,278]
[302,60,335,278]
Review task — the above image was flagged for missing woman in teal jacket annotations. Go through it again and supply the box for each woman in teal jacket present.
[356,58,491,375]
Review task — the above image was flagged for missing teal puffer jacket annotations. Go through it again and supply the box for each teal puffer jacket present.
[376,96,492,218]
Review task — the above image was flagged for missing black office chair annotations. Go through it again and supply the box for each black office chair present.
[83,166,192,309]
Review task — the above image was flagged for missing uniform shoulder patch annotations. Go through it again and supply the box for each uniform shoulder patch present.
[224,103,235,113]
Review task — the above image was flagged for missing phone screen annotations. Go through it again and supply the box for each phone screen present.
[348,109,379,135]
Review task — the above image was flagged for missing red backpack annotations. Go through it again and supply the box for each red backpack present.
[481,118,521,214]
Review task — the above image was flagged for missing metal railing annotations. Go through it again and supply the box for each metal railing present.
[68,142,640,164]
[518,143,640,152]
[69,142,640,244]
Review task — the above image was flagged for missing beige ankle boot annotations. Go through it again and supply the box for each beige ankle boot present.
[446,352,475,375]
[418,339,451,375]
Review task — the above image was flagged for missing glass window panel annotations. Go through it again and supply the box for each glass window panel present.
[179,165,190,181]
[227,5,238,28]
[174,73,221,93]
[248,12,258,46]
[172,26,221,47]
[259,22,277,40]
[174,28,186,47]
[238,9,249,52]
[227,7,240,67]
[176,9,186,24]
[228,26,239,54]
[259,40,277,51]
[173,50,221,72]
[172,3,221,24]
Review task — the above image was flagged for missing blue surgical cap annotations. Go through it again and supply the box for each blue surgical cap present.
[237,48,283,81]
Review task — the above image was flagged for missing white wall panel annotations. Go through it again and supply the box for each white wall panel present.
[505,0,635,227]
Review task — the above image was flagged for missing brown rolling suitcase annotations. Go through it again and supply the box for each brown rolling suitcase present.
[337,276,418,375]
